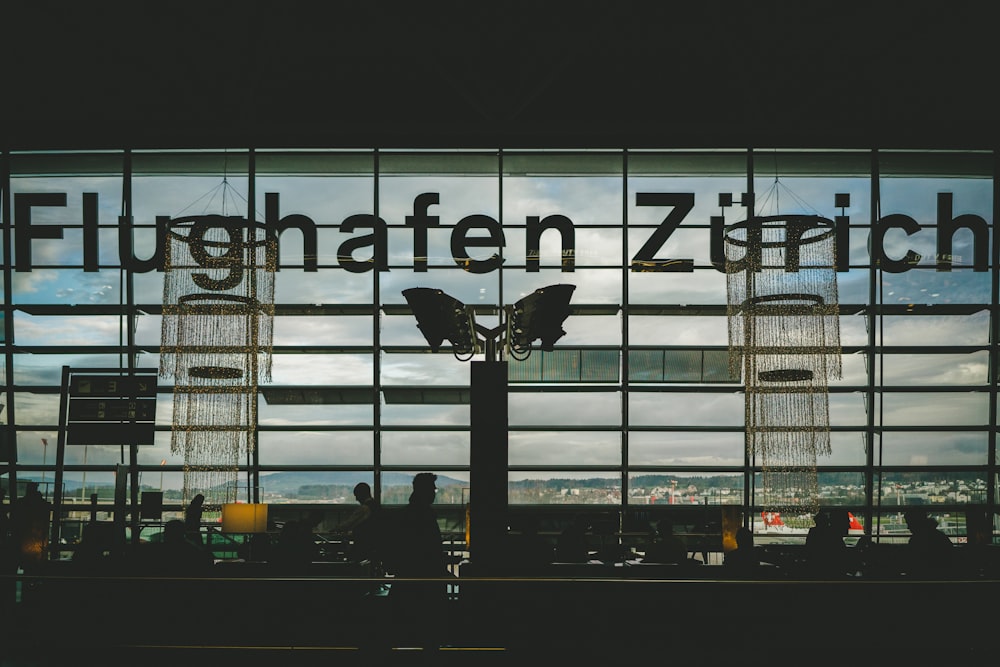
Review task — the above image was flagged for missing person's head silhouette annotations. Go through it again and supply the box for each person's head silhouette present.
[353,482,372,503]
[411,473,437,505]
[904,509,933,533]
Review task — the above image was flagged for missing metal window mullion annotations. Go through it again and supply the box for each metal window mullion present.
[621,150,629,525]
[867,149,879,536]
[743,147,753,518]
[248,148,260,504]
[1,149,15,497]
[988,149,999,517]
[373,149,382,503]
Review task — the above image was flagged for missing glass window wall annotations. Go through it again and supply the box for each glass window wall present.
[1,148,995,545]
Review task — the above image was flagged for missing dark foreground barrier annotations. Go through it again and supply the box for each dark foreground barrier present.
[5,562,999,666]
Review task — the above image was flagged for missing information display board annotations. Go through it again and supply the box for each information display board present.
[65,373,157,446]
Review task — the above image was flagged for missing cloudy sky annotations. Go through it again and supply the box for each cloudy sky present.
[4,154,993,490]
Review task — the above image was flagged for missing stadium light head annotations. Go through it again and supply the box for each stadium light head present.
[402,287,479,358]
[508,283,576,354]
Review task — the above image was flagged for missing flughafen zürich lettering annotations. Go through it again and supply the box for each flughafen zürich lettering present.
[12,189,988,273]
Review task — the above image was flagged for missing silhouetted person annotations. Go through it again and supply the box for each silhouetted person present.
[337,482,380,564]
[904,509,954,577]
[805,508,852,577]
[724,526,759,574]
[393,473,447,578]
[643,519,687,564]
[144,519,213,574]
[390,472,449,650]
[184,493,205,546]
[72,522,119,572]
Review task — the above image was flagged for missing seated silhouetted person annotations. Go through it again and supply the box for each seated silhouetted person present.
[144,520,214,575]
[724,526,759,574]
[72,522,120,574]
[805,509,853,577]
[903,509,954,577]
[643,519,688,564]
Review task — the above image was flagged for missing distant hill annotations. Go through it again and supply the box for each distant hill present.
[258,471,466,496]
[8,471,873,498]
[5,472,467,498]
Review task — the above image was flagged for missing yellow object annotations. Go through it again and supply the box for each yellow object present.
[221,503,268,533]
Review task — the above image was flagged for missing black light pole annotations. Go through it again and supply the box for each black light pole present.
[402,285,575,574]
[469,327,507,572]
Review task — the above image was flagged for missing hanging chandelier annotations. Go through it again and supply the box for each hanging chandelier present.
[159,214,276,505]
[725,213,842,514]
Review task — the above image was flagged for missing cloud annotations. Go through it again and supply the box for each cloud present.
[5,167,995,488]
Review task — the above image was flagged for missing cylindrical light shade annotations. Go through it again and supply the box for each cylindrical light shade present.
[221,503,268,533]
[160,215,276,506]
[725,215,841,513]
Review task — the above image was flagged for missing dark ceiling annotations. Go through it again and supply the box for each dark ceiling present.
[3,2,996,150]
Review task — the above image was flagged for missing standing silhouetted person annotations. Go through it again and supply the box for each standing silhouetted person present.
[904,509,953,577]
[393,473,446,577]
[390,472,449,649]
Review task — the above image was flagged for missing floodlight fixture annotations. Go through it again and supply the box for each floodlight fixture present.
[507,283,576,357]
[402,287,479,359]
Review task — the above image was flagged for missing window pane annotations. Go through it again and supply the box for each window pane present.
[510,350,620,383]
[508,471,621,505]
[628,472,744,506]
[510,431,620,466]
[878,471,988,507]
[510,391,621,426]
[880,431,989,466]
[881,352,989,386]
[880,392,988,426]
[880,311,990,345]
[628,431,743,466]
[257,431,373,465]
[381,431,469,466]
[270,354,373,385]
[259,401,374,426]
[629,392,743,427]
